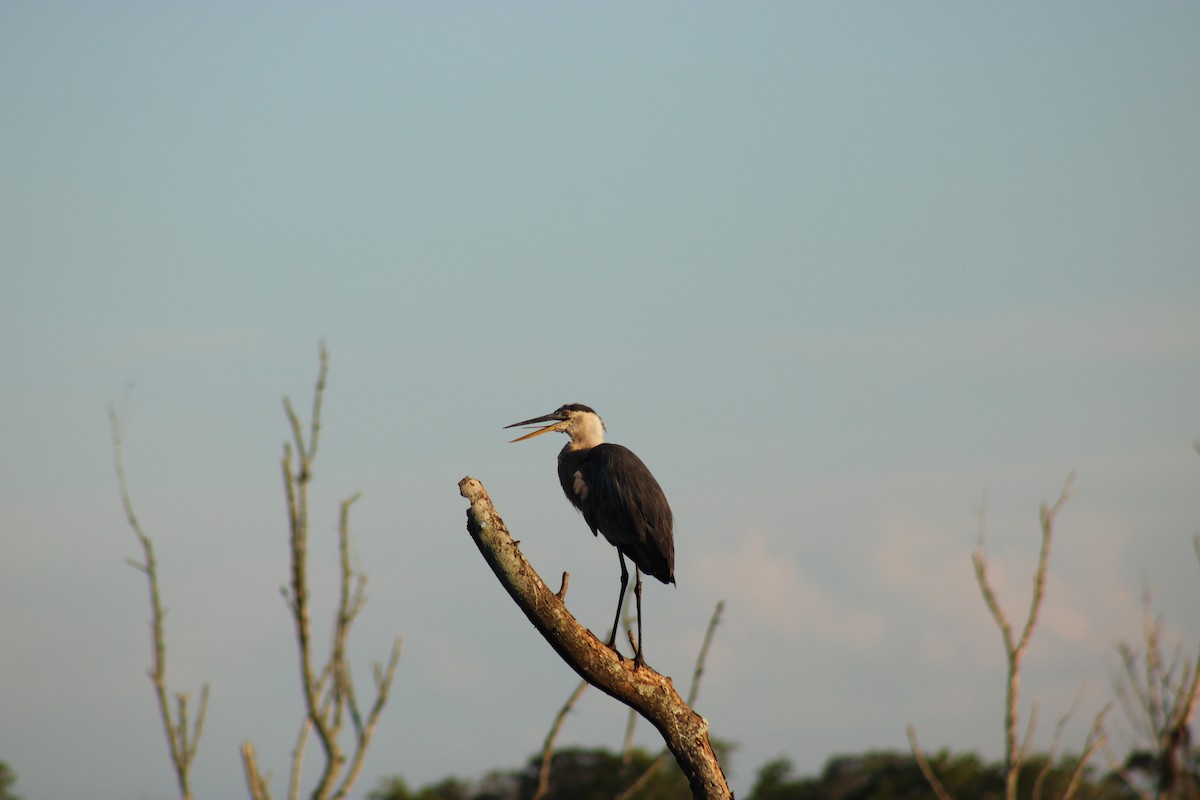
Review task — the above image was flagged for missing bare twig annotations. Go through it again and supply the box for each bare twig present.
[911,474,1080,800]
[241,742,272,800]
[619,702,638,773]
[613,600,725,800]
[1029,688,1111,800]
[906,725,956,800]
[1032,686,1083,800]
[1100,738,1155,800]
[289,718,312,800]
[687,600,724,708]
[111,407,209,800]
[241,343,402,800]
[532,679,589,800]
[334,638,402,799]
[973,473,1073,800]
[1108,546,1200,800]
[1018,695,1042,771]
[1060,705,1110,800]
[459,477,731,800]
[619,589,639,782]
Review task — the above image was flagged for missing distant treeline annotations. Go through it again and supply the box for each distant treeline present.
[366,744,1195,800]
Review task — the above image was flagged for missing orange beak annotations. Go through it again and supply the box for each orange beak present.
[503,411,567,443]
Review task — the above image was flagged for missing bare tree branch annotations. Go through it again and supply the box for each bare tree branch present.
[459,477,731,800]
[532,679,590,800]
[1100,738,1155,800]
[906,725,956,800]
[912,474,1085,800]
[619,701,638,776]
[619,593,639,785]
[289,718,312,800]
[1018,695,1042,771]
[241,342,402,800]
[1109,554,1200,800]
[537,598,722,800]
[686,601,724,708]
[334,638,402,800]
[1060,705,1110,800]
[241,742,272,800]
[613,600,725,800]
[280,377,342,792]
[973,473,1073,800]
[111,407,209,800]
[1033,686,1083,800]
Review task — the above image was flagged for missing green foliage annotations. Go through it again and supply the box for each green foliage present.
[370,745,1163,800]
[368,747,691,800]
[745,750,1141,800]
[516,747,691,800]
[0,762,19,800]
[1118,748,1200,800]
[368,774,476,800]
[369,739,746,800]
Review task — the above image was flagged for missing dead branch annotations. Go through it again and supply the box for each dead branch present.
[532,619,638,800]
[532,679,590,800]
[459,476,731,800]
[536,596,717,800]
[619,593,640,785]
[1060,705,1110,800]
[1032,686,1082,800]
[289,719,312,800]
[619,698,638,777]
[241,343,403,800]
[974,473,1073,800]
[906,725,955,800]
[613,600,725,800]
[1109,549,1200,800]
[241,742,272,800]
[1100,738,1155,800]
[910,474,1079,800]
[111,407,209,800]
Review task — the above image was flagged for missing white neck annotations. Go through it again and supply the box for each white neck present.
[564,411,605,450]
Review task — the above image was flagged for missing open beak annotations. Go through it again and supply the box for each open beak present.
[504,411,565,443]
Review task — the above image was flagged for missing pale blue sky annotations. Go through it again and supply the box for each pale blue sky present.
[2,4,1199,799]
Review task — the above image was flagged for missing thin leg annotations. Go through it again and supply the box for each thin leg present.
[633,567,645,667]
[606,552,630,653]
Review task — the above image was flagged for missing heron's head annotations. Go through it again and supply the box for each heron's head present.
[505,403,606,448]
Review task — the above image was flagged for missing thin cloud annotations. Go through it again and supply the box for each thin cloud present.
[872,510,1143,670]
[696,530,884,651]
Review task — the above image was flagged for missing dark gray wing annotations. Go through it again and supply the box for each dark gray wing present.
[574,443,675,585]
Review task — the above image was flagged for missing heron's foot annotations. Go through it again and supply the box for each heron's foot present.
[602,638,630,664]
[633,650,645,670]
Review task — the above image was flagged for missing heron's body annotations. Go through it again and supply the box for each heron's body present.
[557,442,674,585]
[505,403,675,665]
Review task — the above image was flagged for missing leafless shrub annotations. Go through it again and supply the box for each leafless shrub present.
[1104,543,1200,800]
[111,408,210,800]
[910,473,1107,800]
[241,343,402,800]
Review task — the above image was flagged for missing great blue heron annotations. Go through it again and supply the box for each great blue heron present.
[505,403,675,666]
